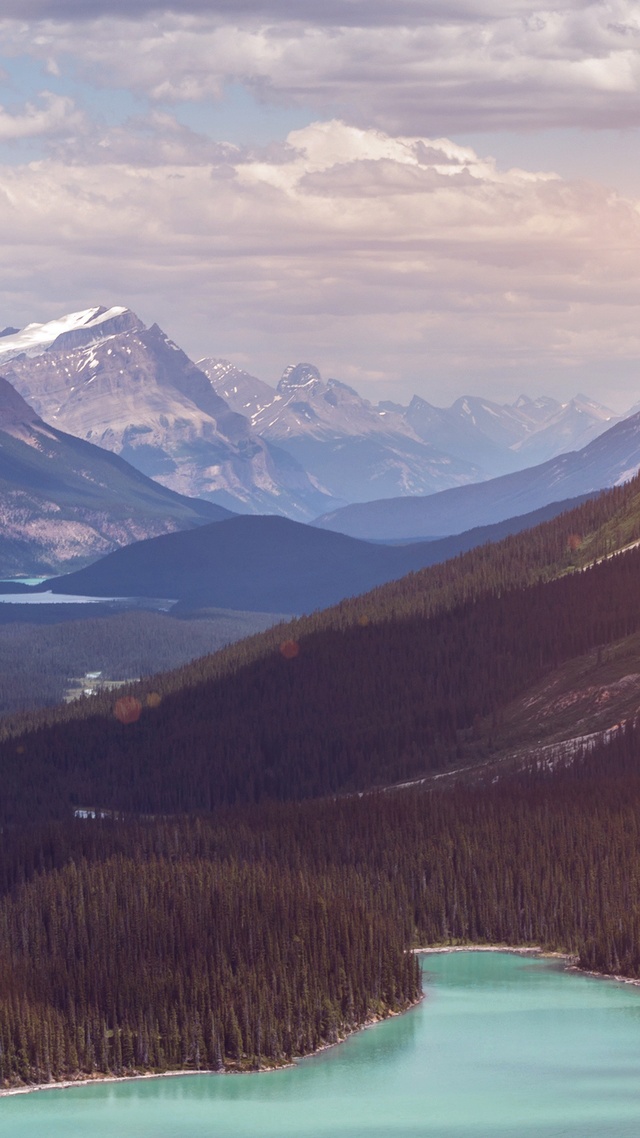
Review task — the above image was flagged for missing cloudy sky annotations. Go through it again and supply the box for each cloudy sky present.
[1,1,639,408]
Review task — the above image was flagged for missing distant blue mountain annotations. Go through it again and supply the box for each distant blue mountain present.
[36,497,594,615]
[315,412,640,541]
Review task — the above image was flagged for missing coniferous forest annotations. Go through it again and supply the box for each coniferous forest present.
[4,480,640,1087]
[3,736,640,1086]
[3,534,640,822]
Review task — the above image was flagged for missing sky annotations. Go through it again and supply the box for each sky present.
[0,1,639,410]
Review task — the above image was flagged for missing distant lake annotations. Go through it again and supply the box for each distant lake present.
[0,591,126,605]
[4,951,640,1136]
[0,577,48,586]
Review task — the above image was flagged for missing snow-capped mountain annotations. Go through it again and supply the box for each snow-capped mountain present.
[199,359,483,503]
[3,310,334,521]
[0,375,227,575]
[2,305,623,522]
[0,306,139,360]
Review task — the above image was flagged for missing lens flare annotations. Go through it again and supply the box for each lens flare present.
[280,640,300,660]
[113,696,142,724]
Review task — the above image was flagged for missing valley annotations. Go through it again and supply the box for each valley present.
[3,307,640,1098]
[5,0,640,1123]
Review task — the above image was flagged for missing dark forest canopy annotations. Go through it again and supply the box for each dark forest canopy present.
[3,722,640,1086]
[3,533,640,823]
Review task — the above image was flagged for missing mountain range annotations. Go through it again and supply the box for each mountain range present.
[2,299,640,584]
[199,358,483,503]
[316,410,640,540]
[203,357,619,496]
[0,304,623,525]
[2,308,332,522]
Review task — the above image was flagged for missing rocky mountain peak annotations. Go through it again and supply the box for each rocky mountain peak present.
[278,363,324,395]
[3,318,335,520]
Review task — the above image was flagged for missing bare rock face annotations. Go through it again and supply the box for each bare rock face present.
[198,359,276,421]
[5,312,334,521]
[0,375,228,576]
[201,358,484,504]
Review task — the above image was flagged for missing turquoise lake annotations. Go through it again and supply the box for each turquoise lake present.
[4,951,640,1137]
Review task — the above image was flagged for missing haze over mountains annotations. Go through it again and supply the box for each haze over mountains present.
[200,359,483,503]
[203,356,619,498]
[41,498,590,615]
[0,304,624,528]
[2,301,640,585]
[317,410,640,540]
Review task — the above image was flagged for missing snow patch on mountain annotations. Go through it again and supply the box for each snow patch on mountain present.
[0,307,131,361]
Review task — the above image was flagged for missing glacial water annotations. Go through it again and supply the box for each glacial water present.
[4,951,640,1137]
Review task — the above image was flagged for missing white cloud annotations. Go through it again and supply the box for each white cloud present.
[2,3,640,132]
[0,91,86,141]
[0,119,638,405]
[50,110,242,166]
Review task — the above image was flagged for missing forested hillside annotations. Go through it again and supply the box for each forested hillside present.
[4,521,640,822]
[3,473,640,745]
[0,607,284,717]
[4,476,640,1088]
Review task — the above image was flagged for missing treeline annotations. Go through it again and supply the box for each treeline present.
[4,722,640,1085]
[3,474,640,745]
[4,541,640,821]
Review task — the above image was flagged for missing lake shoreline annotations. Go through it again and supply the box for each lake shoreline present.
[415,942,640,988]
[414,943,574,960]
[0,995,425,1099]
[5,945,637,1101]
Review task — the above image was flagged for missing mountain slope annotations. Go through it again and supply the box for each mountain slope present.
[1,473,637,738]
[5,487,640,821]
[38,516,464,614]
[4,310,334,521]
[315,410,640,540]
[0,375,229,575]
[33,495,592,615]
